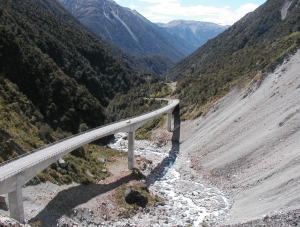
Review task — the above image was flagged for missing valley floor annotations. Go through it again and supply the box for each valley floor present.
[1,50,300,226]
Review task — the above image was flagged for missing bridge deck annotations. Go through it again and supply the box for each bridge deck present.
[0,99,179,189]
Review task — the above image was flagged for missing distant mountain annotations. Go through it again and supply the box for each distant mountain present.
[157,20,229,54]
[58,0,186,61]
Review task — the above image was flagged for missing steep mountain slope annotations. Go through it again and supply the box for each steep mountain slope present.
[171,0,300,117]
[0,0,161,108]
[27,0,172,75]
[157,20,229,54]
[0,8,107,134]
[57,0,187,61]
[171,0,300,81]
[179,48,300,225]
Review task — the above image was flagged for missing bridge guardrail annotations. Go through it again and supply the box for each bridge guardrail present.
[0,99,178,182]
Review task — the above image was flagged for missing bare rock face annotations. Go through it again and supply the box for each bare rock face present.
[124,189,148,208]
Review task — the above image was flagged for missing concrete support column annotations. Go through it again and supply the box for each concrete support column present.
[128,131,135,170]
[8,188,24,223]
[167,112,172,132]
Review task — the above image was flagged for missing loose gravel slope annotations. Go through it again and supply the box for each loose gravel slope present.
[179,48,300,225]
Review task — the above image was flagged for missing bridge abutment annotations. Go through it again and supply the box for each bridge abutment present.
[8,188,24,223]
[128,131,135,170]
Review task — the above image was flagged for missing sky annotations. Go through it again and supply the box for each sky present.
[114,0,267,25]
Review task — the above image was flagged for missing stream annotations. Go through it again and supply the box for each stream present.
[108,133,231,227]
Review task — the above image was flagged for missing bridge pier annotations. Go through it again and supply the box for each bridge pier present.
[128,131,135,170]
[167,112,172,132]
[8,188,24,223]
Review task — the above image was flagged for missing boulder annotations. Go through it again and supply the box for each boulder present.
[102,169,107,173]
[124,189,148,208]
[58,158,68,168]
[139,163,147,171]
[97,157,107,163]
[86,169,94,177]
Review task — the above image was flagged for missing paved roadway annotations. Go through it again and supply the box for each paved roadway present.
[0,99,179,194]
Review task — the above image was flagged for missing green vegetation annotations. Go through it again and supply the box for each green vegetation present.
[0,76,118,184]
[0,25,107,134]
[136,115,166,140]
[201,222,208,227]
[29,220,42,227]
[32,144,128,185]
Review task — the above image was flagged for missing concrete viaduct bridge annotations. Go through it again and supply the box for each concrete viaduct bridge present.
[0,99,179,223]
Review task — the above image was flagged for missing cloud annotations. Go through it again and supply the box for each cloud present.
[140,1,259,25]
[204,3,260,25]
[147,3,232,17]
[129,5,138,9]
[139,11,172,20]
[236,3,259,15]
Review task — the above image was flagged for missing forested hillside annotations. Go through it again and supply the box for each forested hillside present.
[1,0,161,106]
[108,82,172,121]
[0,0,165,184]
[171,0,300,118]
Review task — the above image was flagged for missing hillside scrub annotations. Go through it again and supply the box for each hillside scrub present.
[107,82,172,121]
[0,76,120,185]
[0,25,107,133]
[176,32,300,120]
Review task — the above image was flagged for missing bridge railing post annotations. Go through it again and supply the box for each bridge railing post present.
[8,187,24,223]
[128,131,135,170]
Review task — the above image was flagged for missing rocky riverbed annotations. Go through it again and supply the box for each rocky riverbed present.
[105,132,232,226]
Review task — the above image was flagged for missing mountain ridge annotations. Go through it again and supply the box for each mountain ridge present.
[157,20,229,54]
[58,0,187,61]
